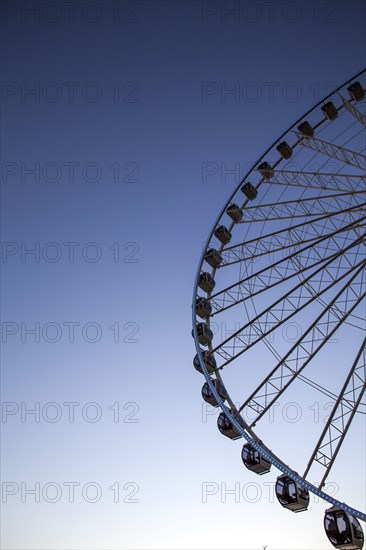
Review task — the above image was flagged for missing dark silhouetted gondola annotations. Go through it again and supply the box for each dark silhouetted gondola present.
[201,379,227,406]
[324,506,364,550]
[204,248,222,268]
[217,410,245,440]
[198,272,215,293]
[275,475,309,512]
[214,225,231,245]
[193,350,217,374]
[276,141,292,159]
[348,81,365,102]
[258,162,273,179]
[322,101,338,120]
[241,182,258,200]
[226,203,243,222]
[195,297,212,318]
[241,443,271,475]
[298,120,314,137]
[192,322,213,346]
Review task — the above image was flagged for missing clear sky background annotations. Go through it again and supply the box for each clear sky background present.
[1,1,366,549]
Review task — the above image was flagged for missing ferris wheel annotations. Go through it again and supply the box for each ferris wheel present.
[192,69,366,549]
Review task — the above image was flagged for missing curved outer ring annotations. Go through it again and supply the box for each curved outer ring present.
[192,68,366,522]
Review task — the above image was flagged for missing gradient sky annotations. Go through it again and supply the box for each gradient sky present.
[1,1,366,549]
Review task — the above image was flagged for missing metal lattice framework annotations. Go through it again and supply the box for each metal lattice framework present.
[192,69,366,524]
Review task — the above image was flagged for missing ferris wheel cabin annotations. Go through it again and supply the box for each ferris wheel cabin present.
[214,225,232,245]
[347,81,364,101]
[241,182,258,200]
[275,475,309,512]
[241,443,271,475]
[226,203,243,222]
[217,410,245,440]
[195,297,212,318]
[276,141,293,159]
[204,248,222,268]
[193,322,213,346]
[198,272,215,293]
[298,120,314,137]
[324,507,364,550]
[258,162,274,179]
[193,350,217,374]
[322,101,338,121]
[201,379,227,406]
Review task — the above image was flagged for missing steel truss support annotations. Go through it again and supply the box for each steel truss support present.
[236,266,366,425]
[303,336,366,488]
[210,223,365,315]
[260,170,365,193]
[338,93,366,128]
[220,204,363,267]
[294,135,366,170]
[212,253,365,363]
[238,192,365,224]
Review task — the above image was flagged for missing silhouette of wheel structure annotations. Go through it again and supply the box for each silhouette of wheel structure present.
[192,69,366,549]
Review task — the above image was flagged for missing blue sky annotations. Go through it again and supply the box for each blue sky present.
[1,1,366,548]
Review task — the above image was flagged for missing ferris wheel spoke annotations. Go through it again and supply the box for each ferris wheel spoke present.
[260,170,365,193]
[238,208,364,224]
[212,255,366,365]
[294,134,366,170]
[249,321,364,412]
[237,196,365,224]
[254,192,366,208]
[237,266,366,427]
[220,207,364,267]
[303,336,366,489]
[223,205,363,259]
[210,223,365,315]
[338,93,366,128]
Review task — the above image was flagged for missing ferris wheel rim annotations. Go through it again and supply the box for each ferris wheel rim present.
[192,68,366,523]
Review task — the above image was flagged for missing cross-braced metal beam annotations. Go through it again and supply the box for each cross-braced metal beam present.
[220,205,364,267]
[238,192,365,224]
[294,135,366,170]
[260,170,365,193]
[235,265,366,423]
[303,336,366,489]
[209,222,365,315]
[338,93,366,128]
[212,254,365,365]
